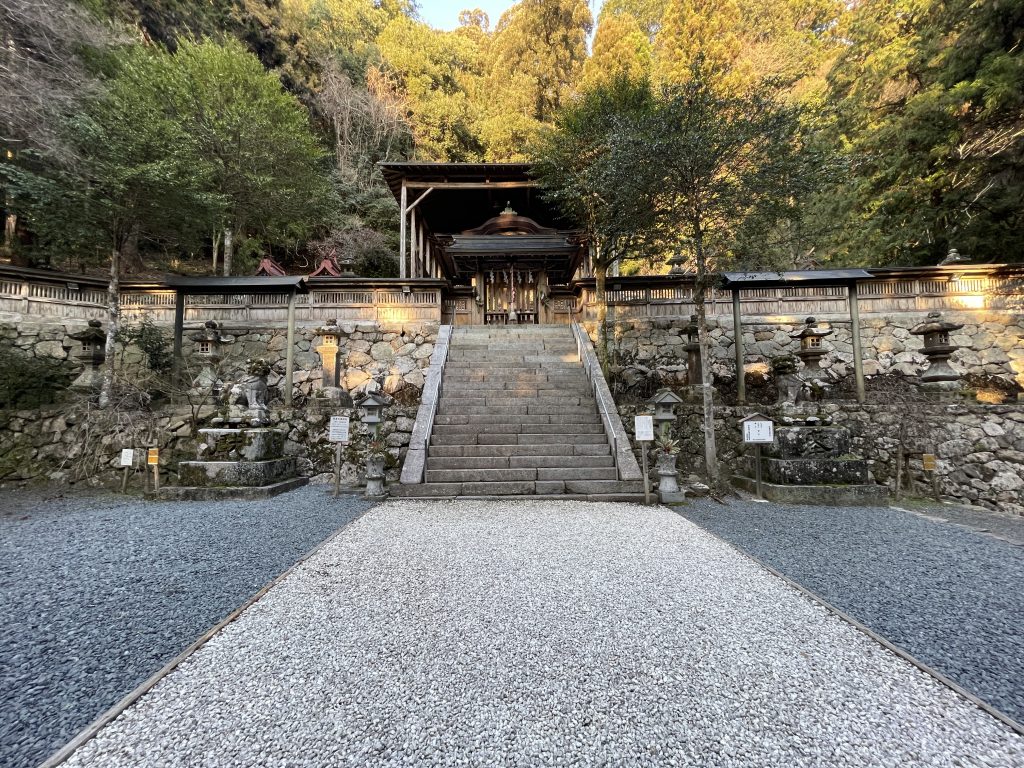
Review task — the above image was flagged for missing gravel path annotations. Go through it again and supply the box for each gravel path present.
[64,500,1022,767]
[679,499,1024,724]
[0,486,373,768]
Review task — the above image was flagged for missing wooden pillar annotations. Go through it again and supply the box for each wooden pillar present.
[417,227,424,279]
[399,182,407,279]
[849,282,865,403]
[284,290,297,407]
[172,290,185,386]
[426,240,433,278]
[410,207,418,278]
[732,289,745,404]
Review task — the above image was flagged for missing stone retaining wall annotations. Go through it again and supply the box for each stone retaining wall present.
[592,309,1024,393]
[0,400,418,490]
[616,401,1024,515]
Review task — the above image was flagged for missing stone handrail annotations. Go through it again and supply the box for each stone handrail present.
[571,322,643,482]
[400,325,452,484]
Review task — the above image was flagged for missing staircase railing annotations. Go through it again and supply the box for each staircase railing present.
[571,323,643,483]
[399,325,452,484]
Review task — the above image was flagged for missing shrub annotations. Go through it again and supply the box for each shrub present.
[0,345,73,409]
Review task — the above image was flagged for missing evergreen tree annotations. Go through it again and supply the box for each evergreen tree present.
[581,9,652,91]
[653,0,749,93]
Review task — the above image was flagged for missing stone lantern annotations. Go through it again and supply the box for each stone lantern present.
[357,392,389,498]
[316,319,342,389]
[683,314,703,387]
[910,311,964,394]
[649,388,684,439]
[66,319,106,392]
[648,389,685,502]
[188,320,234,396]
[791,317,833,381]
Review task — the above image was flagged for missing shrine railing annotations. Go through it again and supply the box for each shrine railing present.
[0,267,445,325]
[573,265,1024,322]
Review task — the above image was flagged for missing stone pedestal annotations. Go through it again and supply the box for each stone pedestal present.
[733,417,888,506]
[365,454,387,498]
[162,426,306,500]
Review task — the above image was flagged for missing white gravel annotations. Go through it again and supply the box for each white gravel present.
[64,500,1024,767]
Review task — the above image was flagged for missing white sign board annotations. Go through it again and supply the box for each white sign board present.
[742,419,774,444]
[328,415,351,443]
[634,414,654,442]
[119,449,134,467]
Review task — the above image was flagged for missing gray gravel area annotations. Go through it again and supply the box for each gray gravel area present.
[65,500,1023,767]
[679,499,1024,725]
[0,486,372,768]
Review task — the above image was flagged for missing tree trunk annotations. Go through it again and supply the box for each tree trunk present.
[98,246,121,409]
[693,229,720,485]
[121,221,143,274]
[3,211,15,251]
[594,259,609,374]
[222,227,233,276]
[211,229,221,274]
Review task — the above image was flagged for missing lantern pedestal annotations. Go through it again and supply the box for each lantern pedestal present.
[364,454,387,498]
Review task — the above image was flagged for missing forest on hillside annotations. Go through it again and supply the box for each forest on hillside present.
[1,0,1022,277]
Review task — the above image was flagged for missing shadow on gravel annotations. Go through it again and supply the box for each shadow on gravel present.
[678,499,1024,725]
[0,485,373,768]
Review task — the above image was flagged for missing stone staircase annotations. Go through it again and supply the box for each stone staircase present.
[393,325,645,500]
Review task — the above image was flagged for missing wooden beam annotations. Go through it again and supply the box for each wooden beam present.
[284,291,297,407]
[410,207,417,279]
[407,187,434,211]
[849,282,866,403]
[399,182,407,279]
[403,181,538,190]
[732,290,745,404]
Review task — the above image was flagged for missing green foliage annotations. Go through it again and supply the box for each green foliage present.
[581,9,652,91]
[0,346,72,409]
[804,0,1024,265]
[116,317,172,373]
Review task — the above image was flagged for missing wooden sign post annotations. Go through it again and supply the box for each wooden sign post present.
[328,415,351,498]
[120,449,134,493]
[635,414,654,505]
[147,447,160,492]
[740,414,775,499]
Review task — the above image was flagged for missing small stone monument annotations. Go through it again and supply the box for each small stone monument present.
[66,320,106,392]
[188,320,234,397]
[648,389,685,502]
[683,314,703,388]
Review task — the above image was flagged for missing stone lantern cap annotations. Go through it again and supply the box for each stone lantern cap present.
[909,311,964,338]
[649,388,685,407]
[357,392,389,424]
[188,320,235,344]
[317,318,342,341]
[790,317,833,342]
[67,319,106,344]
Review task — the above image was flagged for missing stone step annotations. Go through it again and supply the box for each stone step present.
[430,432,608,446]
[428,443,611,458]
[442,376,589,386]
[433,413,602,425]
[434,396,592,408]
[432,422,605,435]
[435,404,599,416]
[390,482,644,499]
[427,455,615,470]
[443,361,582,370]
[442,384,594,396]
[424,466,619,484]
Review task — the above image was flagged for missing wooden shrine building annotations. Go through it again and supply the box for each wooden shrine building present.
[380,162,586,325]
